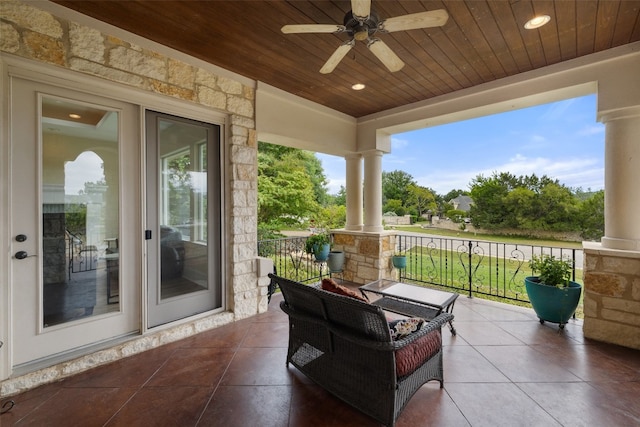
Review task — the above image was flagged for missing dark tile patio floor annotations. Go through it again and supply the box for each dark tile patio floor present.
[2,289,640,426]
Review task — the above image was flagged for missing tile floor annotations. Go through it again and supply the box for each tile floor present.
[2,289,640,426]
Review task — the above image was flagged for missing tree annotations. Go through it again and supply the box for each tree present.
[536,182,579,230]
[166,153,193,226]
[258,142,330,208]
[446,209,466,223]
[316,204,347,229]
[383,199,405,216]
[503,187,535,228]
[333,185,346,206]
[470,171,583,232]
[578,190,604,240]
[258,143,320,226]
[382,170,416,206]
[407,184,437,217]
[469,173,511,228]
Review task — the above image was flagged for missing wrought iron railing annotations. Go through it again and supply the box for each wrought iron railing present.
[396,234,582,303]
[257,234,583,308]
[66,229,99,278]
[257,236,325,284]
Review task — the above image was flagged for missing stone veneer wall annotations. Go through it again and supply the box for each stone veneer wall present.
[332,231,397,284]
[1,0,264,316]
[1,1,267,395]
[583,243,640,350]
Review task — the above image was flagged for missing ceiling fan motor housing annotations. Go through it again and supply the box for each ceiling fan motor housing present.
[344,10,380,40]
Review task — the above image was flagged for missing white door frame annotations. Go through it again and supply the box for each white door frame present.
[0,56,228,380]
[8,76,141,368]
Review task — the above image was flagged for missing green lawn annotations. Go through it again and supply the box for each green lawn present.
[392,227,585,319]
[392,225,584,248]
[267,226,585,318]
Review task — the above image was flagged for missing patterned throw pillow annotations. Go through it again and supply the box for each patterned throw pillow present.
[388,318,425,340]
[321,278,369,302]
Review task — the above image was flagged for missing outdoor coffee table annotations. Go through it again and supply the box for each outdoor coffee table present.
[360,279,458,335]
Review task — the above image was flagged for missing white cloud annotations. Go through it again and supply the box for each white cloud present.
[383,154,407,165]
[530,134,547,143]
[578,124,605,136]
[325,177,346,195]
[391,137,410,150]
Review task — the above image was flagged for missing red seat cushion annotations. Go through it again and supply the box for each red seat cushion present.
[321,278,368,302]
[395,329,442,377]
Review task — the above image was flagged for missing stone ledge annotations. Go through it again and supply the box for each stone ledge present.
[583,241,640,259]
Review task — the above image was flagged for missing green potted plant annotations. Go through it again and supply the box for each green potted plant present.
[525,254,582,329]
[305,231,331,261]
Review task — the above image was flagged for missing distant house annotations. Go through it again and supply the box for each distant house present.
[449,195,474,212]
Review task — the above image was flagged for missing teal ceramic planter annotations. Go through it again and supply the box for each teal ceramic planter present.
[313,243,331,261]
[392,255,407,269]
[525,276,582,328]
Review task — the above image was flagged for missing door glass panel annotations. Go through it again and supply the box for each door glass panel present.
[159,119,208,299]
[41,96,120,327]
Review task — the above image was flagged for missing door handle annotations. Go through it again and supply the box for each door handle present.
[14,251,31,260]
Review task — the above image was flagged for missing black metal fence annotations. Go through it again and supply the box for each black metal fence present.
[257,236,325,284]
[66,230,99,279]
[258,234,583,307]
[396,234,582,303]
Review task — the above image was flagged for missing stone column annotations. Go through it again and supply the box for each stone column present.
[582,105,640,351]
[600,107,640,251]
[363,150,383,233]
[345,154,363,231]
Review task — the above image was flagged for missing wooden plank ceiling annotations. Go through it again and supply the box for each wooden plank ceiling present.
[53,1,640,118]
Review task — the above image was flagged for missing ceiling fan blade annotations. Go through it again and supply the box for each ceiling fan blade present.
[281,24,344,34]
[380,9,449,33]
[320,41,354,74]
[351,0,371,18]
[367,39,404,72]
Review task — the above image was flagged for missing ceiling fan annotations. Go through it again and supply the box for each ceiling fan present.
[281,0,448,74]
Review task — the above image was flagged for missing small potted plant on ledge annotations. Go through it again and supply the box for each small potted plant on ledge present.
[305,231,331,262]
[525,254,582,329]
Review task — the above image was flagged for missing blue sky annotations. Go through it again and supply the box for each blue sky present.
[317,94,605,196]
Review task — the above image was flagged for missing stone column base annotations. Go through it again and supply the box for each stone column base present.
[583,242,640,350]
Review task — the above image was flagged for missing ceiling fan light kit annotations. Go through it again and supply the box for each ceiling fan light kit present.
[281,0,448,74]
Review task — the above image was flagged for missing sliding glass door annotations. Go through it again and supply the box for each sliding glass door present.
[145,111,222,327]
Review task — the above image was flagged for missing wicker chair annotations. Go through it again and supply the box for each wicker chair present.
[270,274,454,427]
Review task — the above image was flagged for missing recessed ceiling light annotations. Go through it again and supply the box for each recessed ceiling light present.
[351,83,366,91]
[68,113,82,119]
[524,15,551,29]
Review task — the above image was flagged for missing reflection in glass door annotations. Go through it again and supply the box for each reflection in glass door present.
[146,111,222,327]
[41,96,120,327]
